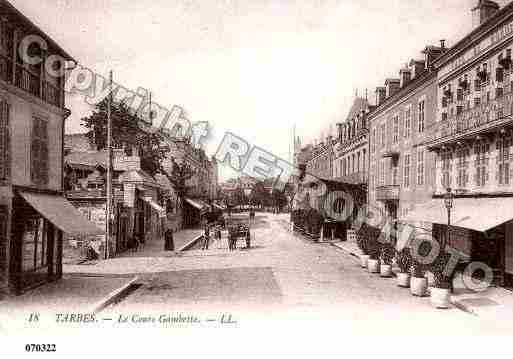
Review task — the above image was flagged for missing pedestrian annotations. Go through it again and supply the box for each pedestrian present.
[164,226,174,251]
[202,224,210,250]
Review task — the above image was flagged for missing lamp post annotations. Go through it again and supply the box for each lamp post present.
[443,187,454,250]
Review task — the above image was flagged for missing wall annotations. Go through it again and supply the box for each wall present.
[368,75,438,220]
[2,84,64,192]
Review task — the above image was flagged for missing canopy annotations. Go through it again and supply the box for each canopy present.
[142,197,166,218]
[184,197,205,211]
[19,190,104,236]
[212,203,225,211]
[401,197,513,232]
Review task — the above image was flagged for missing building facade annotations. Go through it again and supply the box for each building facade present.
[368,46,442,224]
[305,137,334,179]
[0,1,102,296]
[333,97,372,185]
[412,0,513,286]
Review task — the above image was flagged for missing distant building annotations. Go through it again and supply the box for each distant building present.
[63,134,165,261]
[333,97,373,185]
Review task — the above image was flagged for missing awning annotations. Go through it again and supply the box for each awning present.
[142,197,166,218]
[401,197,513,232]
[213,203,225,211]
[19,191,104,236]
[184,197,205,211]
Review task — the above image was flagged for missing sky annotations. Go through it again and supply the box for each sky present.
[10,0,512,180]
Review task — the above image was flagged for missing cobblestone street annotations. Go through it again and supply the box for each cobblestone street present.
[90,213,511,334]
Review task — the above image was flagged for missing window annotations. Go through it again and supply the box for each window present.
[403,154,410,188]
[21,217,48,272]
[0,100,10,182]
[456,147,469,188]
[474,97,481,107]
[404,107,411,138]
[416,149,424,186]
[372,129,376,153]
[497,137,511,185]
[381,123,386,146]
[441,151,452,189]
[31,117,49,185]
[393,115,399,143]
[380,159,385,186]
[474,142,489,187]
[0,206,7,276]
[418,100,425,133]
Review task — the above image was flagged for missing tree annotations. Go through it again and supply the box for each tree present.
[249,181,270,209]
[81,99,195,198]
[271,188,288,212]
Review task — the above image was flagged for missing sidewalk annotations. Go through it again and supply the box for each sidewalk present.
[118,228,203,257]
[450,274,513,322]
[0,274,138,315]
[332,239,513,320]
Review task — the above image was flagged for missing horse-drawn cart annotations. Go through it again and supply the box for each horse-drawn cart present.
[227,224,251,250]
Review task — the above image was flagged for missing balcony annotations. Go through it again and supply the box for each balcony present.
[427,90,513,150]
[0,52,62,108]
[376,185,400,201]
[334,171,367,185]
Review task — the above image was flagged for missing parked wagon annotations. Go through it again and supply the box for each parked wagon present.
[227,223,251,250]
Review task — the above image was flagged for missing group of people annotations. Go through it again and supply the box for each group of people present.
[201,221,222,250]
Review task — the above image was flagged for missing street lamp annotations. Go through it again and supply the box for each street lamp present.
[443,187,454,250]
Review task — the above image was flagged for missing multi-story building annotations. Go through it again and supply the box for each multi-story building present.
[63,135,166,260]
[368,45,444,224]
[333,97,372,185]
[165,137,219,227]
[305,136,334,179]
[407,0,513,287]
[0,1,102,296]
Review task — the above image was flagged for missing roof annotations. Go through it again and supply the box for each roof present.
[345,97,369,122]
[0,0,75,62]
[119,169,160,188]
[65,150,108,168]
[433,1,513,69]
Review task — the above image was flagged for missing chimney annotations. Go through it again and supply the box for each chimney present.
[423,45,445,70]
[409,59,426,79]
[400,67,412,88]
[472,0,500,29]
[385,78,400,98]
[375,86,386,106]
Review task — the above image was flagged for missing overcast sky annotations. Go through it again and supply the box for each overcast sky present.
[10,0,512,179]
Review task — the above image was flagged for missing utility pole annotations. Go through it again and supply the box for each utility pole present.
[105,70,113,260]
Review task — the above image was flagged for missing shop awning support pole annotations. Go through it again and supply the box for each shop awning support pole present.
[105,70,113,260]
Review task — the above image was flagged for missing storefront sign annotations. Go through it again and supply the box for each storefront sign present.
[441,17,513,79]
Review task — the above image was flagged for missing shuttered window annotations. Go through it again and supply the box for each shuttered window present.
[31,117,49,185]
[0,100,10,183]
[0,206,7,283]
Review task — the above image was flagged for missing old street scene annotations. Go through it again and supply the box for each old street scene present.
[4,0,513,342]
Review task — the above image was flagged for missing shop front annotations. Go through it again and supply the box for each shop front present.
[403,196,513,288]
[9,188,104,294]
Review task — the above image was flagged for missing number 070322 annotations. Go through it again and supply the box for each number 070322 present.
[25,344,56,352]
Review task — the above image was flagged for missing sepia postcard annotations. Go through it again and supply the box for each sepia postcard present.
[1,0,513,357]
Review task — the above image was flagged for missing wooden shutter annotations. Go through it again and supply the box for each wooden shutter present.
[0,101,9,182]
[31,118,49,185]
[0,206,7,283]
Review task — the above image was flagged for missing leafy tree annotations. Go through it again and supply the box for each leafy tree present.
[80,99,195,197]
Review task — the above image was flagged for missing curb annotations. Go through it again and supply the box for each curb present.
[330,242,362,259]
[178,234,204,252]
[90,276,140,314]
[450,298,477,316]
